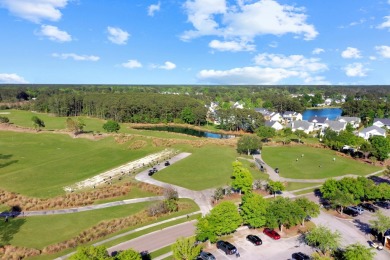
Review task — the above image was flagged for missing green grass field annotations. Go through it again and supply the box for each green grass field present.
[153,145,262,190]
[0,131,161,197]
[262,145,382,179]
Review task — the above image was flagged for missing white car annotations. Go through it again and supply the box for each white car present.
[347,206,364,215]
[371,240,383,250]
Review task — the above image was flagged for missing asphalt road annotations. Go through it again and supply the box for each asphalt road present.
[107,220,197,255]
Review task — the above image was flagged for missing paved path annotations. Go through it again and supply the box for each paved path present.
[107,220,197,255]
[135,152,213,216]
[9,197,164,217]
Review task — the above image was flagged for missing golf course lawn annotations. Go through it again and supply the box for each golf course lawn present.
[262,145,382,179]
[0,131,161,198]
[2,199,199,250]
[153,144,263,190]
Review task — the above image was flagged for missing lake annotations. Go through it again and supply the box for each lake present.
[133,126,235,139]
[302,108,342,120]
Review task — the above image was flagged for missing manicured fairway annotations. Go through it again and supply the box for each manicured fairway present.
[154,144,255,190]
[0,131,160,197]
[262,145,382,179]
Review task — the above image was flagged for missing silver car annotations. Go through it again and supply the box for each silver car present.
[197,251,216,260]
[347,206,364,215]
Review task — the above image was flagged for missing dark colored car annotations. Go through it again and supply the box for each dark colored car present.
[148,167,158,176]
[197,251,216,260]
[343,207,358,217]
[292,252,311,260]
[263,228,281,240]
[164,161,170,166]
[359,203,378,212]
[374,201,390,209]
[216,240,237,255]
[246,234,262,245]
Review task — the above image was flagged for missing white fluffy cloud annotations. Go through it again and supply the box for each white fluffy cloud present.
[0,73,28,83]
[341,47,362,59]
[122,60,142,69]
[0,0,68,23]
[254,53,328,72]
[198,52,328,84]
[378,16,390,29]
[107,26,130,45]
[159,61,176,70]
[208,40,255,52]
[52,53,100,61]
[198,67,299,84]
[312,48,324,55]
[38,25,71,42]
[344,63,368,77]
[148,2,161,16]
[182,0,318,48]
[375,45,390,58]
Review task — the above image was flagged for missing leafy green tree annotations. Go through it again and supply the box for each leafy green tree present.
[0,116,9,123]
[360,142,373,160]
[369,210,390,239]
[196,201,241,242]
[343,243,375,260]
[115,249,142,260]
[236,134,262,155]
[295,197,320,226]
[338,177,364,201]
[256,125,276,141]
[212,187,224,202]
[31,116,45,131]
[171,236,202,260]
[66,118,86,135]
[320,179,339,200]
[305,225,341,255]
[231,161,253,194]
[181,107,195,124]
[282,127,293,145]
[384,165,390,178]
[103,120,120,133]
[70,245,109,260]
[331,189,356,215]
[267,180,285,197]
[240,192,268,228]
[294,129,308,143]
[266,197,297,232]
[377,182,390,199]
[370,135,390,161]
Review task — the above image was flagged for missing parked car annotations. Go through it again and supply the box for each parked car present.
[359,203,378,212]
[347,206,364,215]
[246,234,262,245]
[371,240,383,250]
[292,252,311,260]
[343,207,358,217]
[197,251,216,260]
[216,240,237,255]
[263,228,281,240]
[374,201,390,209]
[164,161,170,166]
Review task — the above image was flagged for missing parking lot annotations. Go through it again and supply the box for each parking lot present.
[203,228,315,259]
[201,204,390,260]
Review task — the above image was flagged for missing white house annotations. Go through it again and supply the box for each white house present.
[232,101,244,109]
[358,126,386,140]
[373,118,390,129]
[289,120,314,134]
[336,116,361,128]
[254,108,282,122]
[264,120,284,131]
[308,116,328,130]
[282,111,303,122]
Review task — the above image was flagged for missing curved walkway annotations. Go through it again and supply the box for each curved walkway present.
[135,152,213,216]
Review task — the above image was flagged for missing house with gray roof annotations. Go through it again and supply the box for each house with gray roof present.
[324,120,347,133]
[358,125,386,140]
[308,116,328,130]
[255,108,282,122]
[264,120,284,131]
[373,118,390,129]
[282,111,302,122]
[336,116,361,128]
[288,120,314,134]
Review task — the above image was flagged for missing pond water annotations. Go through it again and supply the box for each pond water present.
[133,126,235,139]
[302,108,342,120]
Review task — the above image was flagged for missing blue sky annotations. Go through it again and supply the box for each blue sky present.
[1,0,390,85]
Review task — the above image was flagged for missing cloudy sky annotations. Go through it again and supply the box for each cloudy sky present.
[1,0,390,85]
